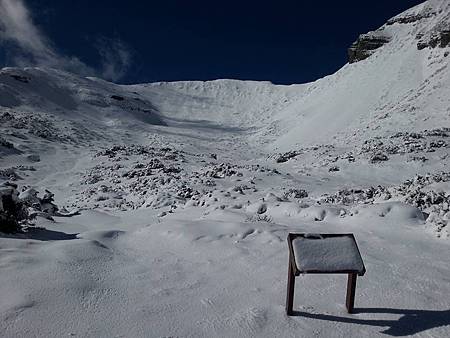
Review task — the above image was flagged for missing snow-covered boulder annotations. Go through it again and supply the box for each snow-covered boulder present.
[0,182,27,233]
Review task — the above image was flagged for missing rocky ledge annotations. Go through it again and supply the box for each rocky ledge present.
[348,32,390,63]
[417,29,450,50]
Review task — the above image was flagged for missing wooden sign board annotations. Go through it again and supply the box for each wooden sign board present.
[286,233,366,315]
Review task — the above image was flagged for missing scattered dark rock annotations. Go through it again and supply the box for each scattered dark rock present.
[275,150,301,163]
[0,136,14,148]
[370,153,389,163]
[0,168,22,181]
[320,172,450,236]
[360,129,449,161]
[257,203,267,214]
[163,166,181,174]
[387,12,433,25]
[111,95,125,101]
[320,186,391,205]
[284,189,308,199]
[27,154,41,162]
[13,165,36,171]
[424,128,450,137]
[177,186,196,199]
[417,29,450,50]
[204,163,239,178]
[123,167,153,178]
[0,112,76,143]
[148,159,165,169]
[341,153,355,162]
[407,156,428,162]
[10,74,30,83]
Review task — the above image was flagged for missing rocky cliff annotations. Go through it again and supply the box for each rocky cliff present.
[348,0,450,63]
[348,32,390,63]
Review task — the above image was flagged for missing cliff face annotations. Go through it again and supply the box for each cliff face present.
[348,33,390,63]
[417,30,450,49]
[416,17,450,50]
[348,0,450,63]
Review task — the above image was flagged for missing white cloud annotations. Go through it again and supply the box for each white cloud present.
[96,37,133,82]
[0,0,133,81]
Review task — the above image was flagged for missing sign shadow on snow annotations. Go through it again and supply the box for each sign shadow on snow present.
[291,308,450,336]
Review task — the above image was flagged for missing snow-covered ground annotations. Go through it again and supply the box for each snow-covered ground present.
[1,0,450,337]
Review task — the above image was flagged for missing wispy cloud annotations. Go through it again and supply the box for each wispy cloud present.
[0,0,133,81]
[96,37,133,82]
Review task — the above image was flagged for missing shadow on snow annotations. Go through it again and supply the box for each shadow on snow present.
[0,228,77,241]
[292,307,450,336]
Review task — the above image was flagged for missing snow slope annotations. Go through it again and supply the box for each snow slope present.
[268,0,450,149]
[1,0,450,337]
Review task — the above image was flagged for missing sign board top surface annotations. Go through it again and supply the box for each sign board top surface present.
[291,233,365,274]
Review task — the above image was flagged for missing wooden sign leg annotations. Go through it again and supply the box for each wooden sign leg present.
[286,255,296,316]
[346,273,357,313]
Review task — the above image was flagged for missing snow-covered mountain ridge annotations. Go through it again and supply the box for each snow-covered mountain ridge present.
[1,2,449,150]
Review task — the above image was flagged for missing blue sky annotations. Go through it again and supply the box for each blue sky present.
[0,0,424,84]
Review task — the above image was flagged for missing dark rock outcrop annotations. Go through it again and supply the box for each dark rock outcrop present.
[0,136,14,149]
[417,29,450,50]
[386,12,434,26]
[111,95,125,101]
[348,33,390,63]
[0,183,27,233]
[10,74,31,83]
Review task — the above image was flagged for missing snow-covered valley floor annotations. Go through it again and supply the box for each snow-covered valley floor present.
[4,207,450,337]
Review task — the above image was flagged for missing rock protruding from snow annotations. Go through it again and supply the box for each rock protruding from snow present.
[414,1,450,50]
[348,32,390,63]
[0,182,27,233]
[417,28,450,50]
[0,136,14,149]
[0,183,80,233]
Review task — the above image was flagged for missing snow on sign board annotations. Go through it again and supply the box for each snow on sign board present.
[291,234,365,274]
